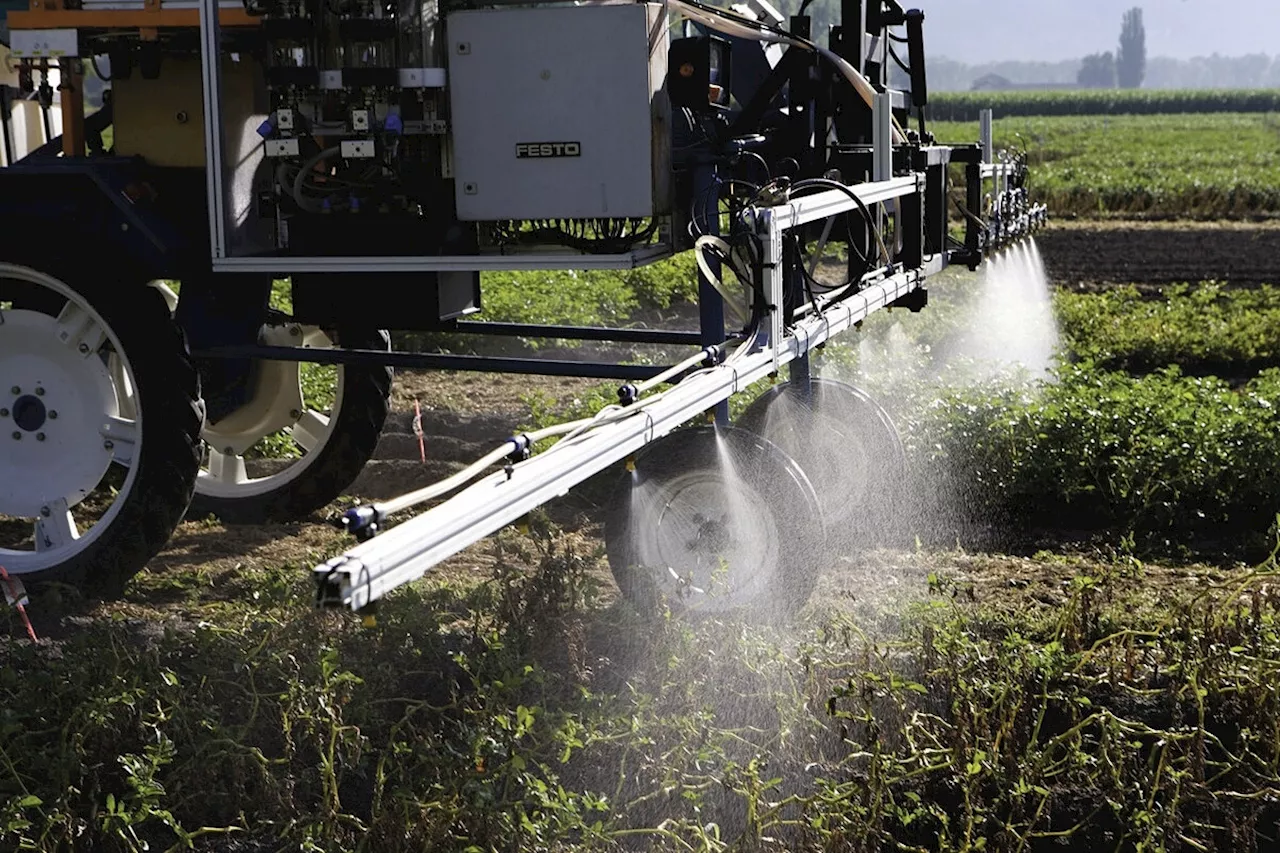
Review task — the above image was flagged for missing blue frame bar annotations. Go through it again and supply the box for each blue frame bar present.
[192,344,675,381]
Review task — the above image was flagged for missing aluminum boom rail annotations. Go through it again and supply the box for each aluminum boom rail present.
[312,178,924,611]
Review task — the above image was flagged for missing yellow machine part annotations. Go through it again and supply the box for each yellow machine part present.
[111,56,264,168]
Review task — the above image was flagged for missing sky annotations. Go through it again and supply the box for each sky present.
[916,0,1279,63]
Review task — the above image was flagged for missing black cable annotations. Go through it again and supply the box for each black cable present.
[786,178,883,296]
[735,150,771,184]
[888,41,911,77]
[90,55,112,82]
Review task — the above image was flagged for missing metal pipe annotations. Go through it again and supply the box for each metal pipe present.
[979,108,993,164]
[190,344,674,380]
[315,265,920,610]
[199,0,229,260]
[0,86,13,167]
[452,321,702,346]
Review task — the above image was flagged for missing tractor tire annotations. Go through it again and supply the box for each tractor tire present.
[735,377,905,542]
[603,424,826,618]
[188,327,392,524]
[0,263,203,598]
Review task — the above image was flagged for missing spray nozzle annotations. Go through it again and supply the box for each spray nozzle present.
[334,504,386,542]
[507,434,533,464]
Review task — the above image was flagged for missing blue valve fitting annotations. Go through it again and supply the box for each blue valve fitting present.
[335,505,386,542]
[507,434,533,464]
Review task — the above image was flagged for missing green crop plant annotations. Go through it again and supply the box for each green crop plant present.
[930,88,1280,121]
[932,113,1280,218]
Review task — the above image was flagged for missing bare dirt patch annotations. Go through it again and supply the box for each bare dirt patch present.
[1039,219,1280,288]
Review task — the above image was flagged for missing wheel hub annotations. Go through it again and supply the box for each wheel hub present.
[688,513,732,554]
[646,474,781,604]
[0,309,118,515]
[12,394,46,432]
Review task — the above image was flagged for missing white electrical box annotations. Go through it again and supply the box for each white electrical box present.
[446,3,672,222]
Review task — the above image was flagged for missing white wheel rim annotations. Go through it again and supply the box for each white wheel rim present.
[756,392,874,525]
[629,469,782,612]
[193,324,346,501]
[0,264,143,574]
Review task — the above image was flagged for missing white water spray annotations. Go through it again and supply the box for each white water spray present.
[950,237,1061,382]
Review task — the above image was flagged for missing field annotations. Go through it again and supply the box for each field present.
[7,111,1280,851]
[931,113,1280,218]
[929,89,1280,121]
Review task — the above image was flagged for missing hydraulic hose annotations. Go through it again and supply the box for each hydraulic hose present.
[665,0,907,144]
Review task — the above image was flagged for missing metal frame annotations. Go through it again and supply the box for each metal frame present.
[198,0,228,261]
[313,175,929,611]
[207,245,676,273]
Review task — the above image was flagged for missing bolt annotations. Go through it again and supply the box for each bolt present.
[0,408,7,417]
[290,408,302,420]
[36,433,45,441]
[40,506,50,517]
[35,386,44,396]
[103,439,114,450]
[289,325,302,337]
[10,386,18,394]
[11,431,20,440]
[78,342,90,354]
[224,446,234,455]
[48,410,57,419]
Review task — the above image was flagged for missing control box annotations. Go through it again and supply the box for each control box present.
[446,3,672,222]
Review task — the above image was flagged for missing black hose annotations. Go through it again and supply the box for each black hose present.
[789,177,882,289]
[90,55,112,83]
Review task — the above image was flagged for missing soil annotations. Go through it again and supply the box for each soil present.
[1037,219,1280,290]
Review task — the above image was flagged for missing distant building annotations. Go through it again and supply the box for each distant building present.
[970,73,1076,92]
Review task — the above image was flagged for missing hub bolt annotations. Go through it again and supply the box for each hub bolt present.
[103,440,114,451]
[290,409,302,419]
[9,386,18,394]
[35,387,44,396]
[36,432,45,441]
[0,408,7,417]
[78,342,91,354]
[11,431,19,440]
[48,410,57,419]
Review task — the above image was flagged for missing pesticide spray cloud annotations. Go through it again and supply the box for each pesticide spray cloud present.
[818,237,1063,564]
[945,238,1060,383]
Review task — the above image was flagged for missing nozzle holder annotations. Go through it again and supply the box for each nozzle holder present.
[507,434,533,464]
[335,504,386,542]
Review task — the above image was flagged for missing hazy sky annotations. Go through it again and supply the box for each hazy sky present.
[918,0,1278,63]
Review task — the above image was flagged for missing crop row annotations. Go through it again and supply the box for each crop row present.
[930,88,1280,121]
[932,113,1280,218]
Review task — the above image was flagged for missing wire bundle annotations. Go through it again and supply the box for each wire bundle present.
[487,218,658,254]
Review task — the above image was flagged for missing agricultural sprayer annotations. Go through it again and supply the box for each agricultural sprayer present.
[0,0,1046,615]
